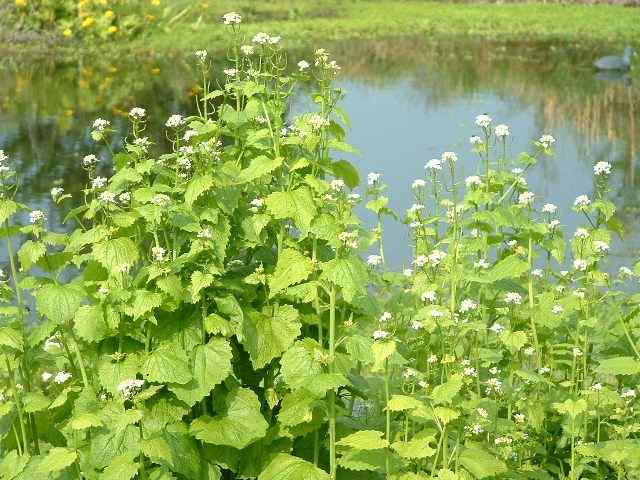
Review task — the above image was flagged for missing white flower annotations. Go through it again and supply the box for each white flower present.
[194,50,207,62]
[240,45,255,55]
[330,179,345,192]
[475,114,492,128]
[409,221,421,229]
[573,347,583,357]
[459,299,477,313]
[593,161,611,176]
[594,241,610,253]
[367,172,382,186]
[99,191,116,203]
[151,194,171,207]
[338,231,359,249]
[222,11,242,24]
[309,114,329,131]
[549,219,561,229]
[465,176,482,188]
[44,336,62,351]
[619,266,634,278]
[151,246,166,262]
[428,250,447,266]
[413,255,428,267]
[348,193,360,203]
[552,305,563,315]
[29,210,46,224]
[591,383,603,392]
[621,388,636,399]
[91,176,107,189]
[524,346,535,356]
[379,312,392,323]
[98,286,110,295]
[249,198,264,213]
[489,323,504,333]
[538,134,556,148]
[425,158,442,171]
[427,354,438,364]
[252,32,271,44]
[542,203,558,214]
[539,366,551,374]
[118,192,131,203]
[469,135,483,145]
[133,137,150,149]
[518,191,535,206]
[421,291,437,303]
[489,366,501,375]
[0,150,8,163]
[477,408,489,418]
[223,68,237,77]
[486,378,503,394]
[92,118,110,131]
[573,259,588,271]
[531,268,543,278]
[441,151,458,164]
[494,124,510,138]
[82,154,98,167]
[430,309,444,318]
[54,371,72,384]
[403,268,413,277]
[407,203,424,214]
[297,60,310,71]
[514,413,526,424]
[128,107,146,120]
[412,179,426,189]
[495,436,513,446]
[50,187,64,198]
[268,36,281,44]
[117,378,145,400]
[373,330,389,341]
[411,320,423,330]
[367,255,383,267]
[178,146,194,156]
[574,228,589,239]
[474,259,490,269]
[41,372,53,382]
[574,195,591,209]
[198,228,213,239]
[504,292,522,305]
[165,114,185,128]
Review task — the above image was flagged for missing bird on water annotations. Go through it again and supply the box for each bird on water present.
[594,46,636,71]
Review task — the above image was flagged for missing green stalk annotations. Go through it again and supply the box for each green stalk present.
[313,239,322,467]
[384,358,391,478]
[528,235,541,367]
[4,356,29,454]
[328,284,337,479]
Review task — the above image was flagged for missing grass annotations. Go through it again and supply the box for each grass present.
[2,1,639,58]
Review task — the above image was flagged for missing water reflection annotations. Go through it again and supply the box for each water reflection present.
[0,38,638,267]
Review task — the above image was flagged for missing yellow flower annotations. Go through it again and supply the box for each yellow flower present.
[63,28,73,38]
[15,0,27,8]
[107,26,118,34]
[104,10,115,19]
[82,17,95,28]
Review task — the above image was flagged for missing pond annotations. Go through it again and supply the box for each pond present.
[1,38,638,270]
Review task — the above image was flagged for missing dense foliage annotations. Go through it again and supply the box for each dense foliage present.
[1,13,639,480]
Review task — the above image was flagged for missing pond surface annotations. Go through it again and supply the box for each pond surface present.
[1,38,639,270]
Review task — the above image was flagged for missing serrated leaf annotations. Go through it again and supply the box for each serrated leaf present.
[430,374,463,405]
[277,389,318,427]
[36,447,78,476]
[185,174,214,207]
[144,346,191,384]
[142,424,202,479]
[265,187,317,231]
[499,330,528,354]
[93,237,139,272]
[338,449,385,471]
[238,155,283,183]
[74,304,109,343]
[269,248,313,297]
[458,446,507,478]
[190,387,268,449]
[0,326,23,352]
[387,395,425,412]
[336,430,388,450]
[320,257,368,302]
[595,356,640,376]
[470,255,528,283]
[35,283,84,324]
[100,455,139,480]
[259,453,330,480]
[392,439,437,459]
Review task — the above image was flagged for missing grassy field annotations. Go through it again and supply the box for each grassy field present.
[2,1,639,57]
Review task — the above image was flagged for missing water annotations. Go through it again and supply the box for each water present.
[1,38,639,269]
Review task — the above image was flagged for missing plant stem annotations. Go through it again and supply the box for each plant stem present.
[328,284,337,480]
[384,358,391,478]
[4,356,29,454]
[528,235,541,367]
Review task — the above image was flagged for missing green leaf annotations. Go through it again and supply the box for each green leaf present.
[277,389,318,427]
[553,398,588,419]
[268,248,314,297]
[265,187,317,231]
[499,330,528,354]
[185,173,214,207]
[90,403,141,469]
[125,290,163,319]
[240,305,301,369]
[258,453,330,480]
[336,430,388,450]
[74,304,109,343]
[190,387,268,449]
[392,438,437,459]
[0,450,29,479]
[280,339,323,390]
[35,283,84,324]
[330,159,360,188]
[36,447,78,476]
[169,338,233,406]
[470,255,528,283]
[458,446,507,478]
[190,271,214,303]
[0,327,23,352]
[100,455,139,480]
[22,392,51,413]
[93,237,139,272]
[0,199,20,224]
[595,356,640,376]
[17,240,46,270]
[238,156,283,183]
[142,424,202,479]
[320,257,368,302]
[143,346,191,384]
[338,449,385,472]
[371,340,396,373]
[430,375,463,405]
[387,395,425,412]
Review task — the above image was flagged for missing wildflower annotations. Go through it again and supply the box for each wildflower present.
[593,161,612,176]
[118,192,131,203]
[430,309,444,318]
[552,305,563,315]
[223,68,237,77]
[409,221,421,229]
[82,154,98,168]
[99,191,116,203]
[412,179,426,189]
[128,107,146,120]
[549,219,561,229]
[92,118,110,131]
[538,134,556,148]
[29,210,46,224]
[489,323,504,334]
[151,194,171,207]
[91,177,107,189]
[98,286,110,295]
[151,246,166,262]
[573,347,583,358]
[133,137,150,150]
[531,269,543,278]
[489,366,501,375]
[367,172,382,186]
[421,290,437,303]
[372,330,389,341]
[118,263,131,274]
[379,312,392,323]
[330,179,345,192]
[309,114,330,131]
[427,354,438,364]
[524,347,535,356]
[463,366,478,377]
[475,114,492,128]
[518,191,535,206]
[403,368,418,379]
[470,424,484,435]
[542,203,558,214]
[250,198,264,213]
[494,124,510,138]
[41,372,52,382]
[50,187,64,199]
[504,292,522,305]
[465,176,482,188]
[514,413,526,424]
[252,32,271,45]
[621,388,636,400]
[538,366,551,375]
[441,151,458,164]
[165,114,185,128]
[619,266,634,278]
[297,60,310,71]
[240,45,255,55]
[425,158,442,171]
[197,228,212,239]
[594,240,609,253]
[117,379,145,400]
[194,50,207,62]
[0,150,7,164]
[474,258,490,269]
[367,255,383,267]
[486,378,503,394]
[44,336,62,351]
[591,383,603,392]
[222,12,242,24]
[411,320,423,330]
[573,289,586,299]
[408,203,424,215]
[469,135,483,145]
[54,371,72,384]
[403,268,413,277]
[338,231,359,249]
[495,436,513,446]
[348,193,360,203]
[268,36,281,45]
[573,259,588,271]
[413,255,428,268]
[428,250,447,266]
[459,299,477,313]
[573,228,589,239]
[574,195,591,209]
